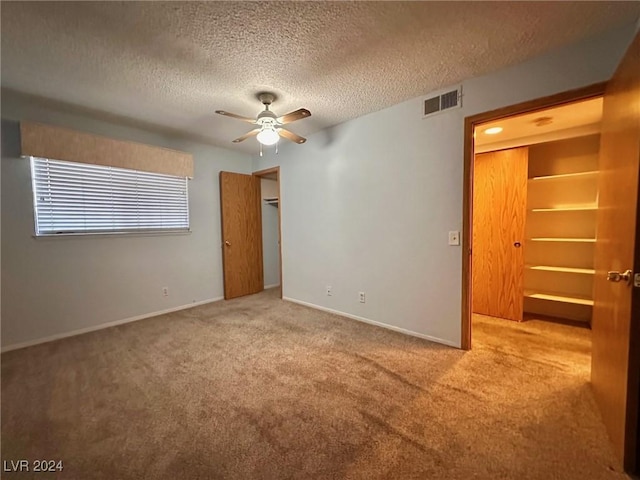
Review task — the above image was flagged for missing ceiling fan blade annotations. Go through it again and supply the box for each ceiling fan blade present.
[278,128,306,144]
[276,108,311,125]
[232,128,261,143]
[215,110,256,124]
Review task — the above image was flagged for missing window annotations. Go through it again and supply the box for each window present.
[30,157,189,235]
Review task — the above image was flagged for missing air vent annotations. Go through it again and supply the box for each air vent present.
[424,96,440,116]
[423,86,462,118]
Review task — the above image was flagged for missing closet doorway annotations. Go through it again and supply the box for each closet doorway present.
[471,98,603,326]
[461,82,608,349]
[253,167,283,298]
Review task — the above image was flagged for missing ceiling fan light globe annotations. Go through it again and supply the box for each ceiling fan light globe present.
[257,128,280,146]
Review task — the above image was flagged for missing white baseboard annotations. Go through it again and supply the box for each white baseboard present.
[264,284,281,290]
[283,297,460,349]
[1,296,224,353]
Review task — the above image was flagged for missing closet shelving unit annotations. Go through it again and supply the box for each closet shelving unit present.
[523,137,600,322]
[530,238,595,243]
[263,197,279,207]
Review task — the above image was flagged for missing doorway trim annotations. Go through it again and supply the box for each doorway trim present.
[253,166,283,299]
[461,81,607,350]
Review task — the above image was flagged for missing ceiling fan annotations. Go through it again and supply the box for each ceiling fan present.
[216,93,311,148]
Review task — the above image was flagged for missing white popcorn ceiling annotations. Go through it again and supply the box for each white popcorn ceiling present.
[1,1,638,153]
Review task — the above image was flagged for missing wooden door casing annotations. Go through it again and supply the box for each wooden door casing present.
[472,148,528,321]
[220,171,264,299]
[591,32,640,471]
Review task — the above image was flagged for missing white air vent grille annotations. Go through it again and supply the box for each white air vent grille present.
[423,86,462,118]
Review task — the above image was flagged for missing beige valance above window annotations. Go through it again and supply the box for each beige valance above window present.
[20,121,194,178]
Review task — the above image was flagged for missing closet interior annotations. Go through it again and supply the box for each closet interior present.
[472,97,603,325]
[259,171,281,291]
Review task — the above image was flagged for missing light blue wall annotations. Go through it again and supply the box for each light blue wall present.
[252,24,637,347]
[1,92,253,348]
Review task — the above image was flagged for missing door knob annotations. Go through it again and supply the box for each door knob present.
[607,270,632,284]
[514,242,521,248]
[225,240,231,246]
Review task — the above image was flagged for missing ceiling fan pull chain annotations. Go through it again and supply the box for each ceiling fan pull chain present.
[260,143,263,157]
[275,142,278,155]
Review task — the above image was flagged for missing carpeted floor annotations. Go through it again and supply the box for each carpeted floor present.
[1,289,626,479]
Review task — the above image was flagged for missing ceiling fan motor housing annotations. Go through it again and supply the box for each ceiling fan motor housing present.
[257,109,278,126]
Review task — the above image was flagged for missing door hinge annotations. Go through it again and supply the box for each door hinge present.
[634,273,640,288]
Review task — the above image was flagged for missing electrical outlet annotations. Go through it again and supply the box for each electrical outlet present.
[448,231,460,246]
[162,287,169,297]
[326,285,332,296]
[359,292,366,303]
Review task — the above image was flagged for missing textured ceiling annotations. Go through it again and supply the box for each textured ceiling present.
[1,1,638,153]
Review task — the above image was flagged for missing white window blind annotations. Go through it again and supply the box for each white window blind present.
[30,157,190,235]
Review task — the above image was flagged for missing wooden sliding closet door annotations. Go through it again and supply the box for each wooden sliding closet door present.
[472,148,528,321]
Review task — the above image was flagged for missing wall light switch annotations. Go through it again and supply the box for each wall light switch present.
[448,231,460,246]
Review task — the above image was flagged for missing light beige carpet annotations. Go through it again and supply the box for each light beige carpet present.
[1,289,626,479]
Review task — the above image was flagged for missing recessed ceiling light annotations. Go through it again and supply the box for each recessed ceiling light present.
[484,127,503,135]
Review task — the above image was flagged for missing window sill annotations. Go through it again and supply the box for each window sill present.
[32,230,192,239]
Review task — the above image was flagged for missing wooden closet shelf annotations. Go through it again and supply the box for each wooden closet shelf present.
[526,265,595,274]
[524,291,594,306]
[530,237,596,243]
[530,206,597,212]
[530,171,598,181]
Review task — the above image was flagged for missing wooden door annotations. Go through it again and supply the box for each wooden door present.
[591,33,640,471]
[219,171,264,299]
[472,148,528,321]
